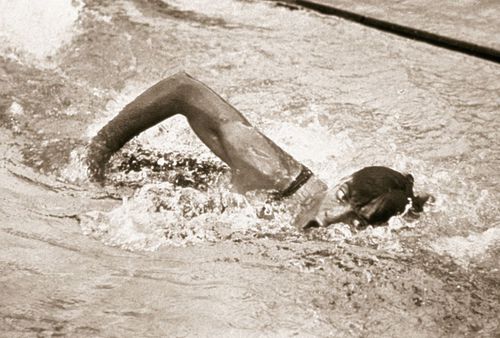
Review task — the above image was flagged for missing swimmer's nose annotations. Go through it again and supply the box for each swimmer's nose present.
[302,216,325,231]
[412,193,434,212]
[302,218,322,230]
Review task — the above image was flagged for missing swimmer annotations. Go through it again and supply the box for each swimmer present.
[87,71,430,229]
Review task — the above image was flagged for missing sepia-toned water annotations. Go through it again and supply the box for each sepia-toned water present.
[1,0,499,336]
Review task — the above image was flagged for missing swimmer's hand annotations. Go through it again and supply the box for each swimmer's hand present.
[86,138,113,183]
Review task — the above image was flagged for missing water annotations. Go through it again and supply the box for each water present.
[0,0,499,336]
[317,0,500,50]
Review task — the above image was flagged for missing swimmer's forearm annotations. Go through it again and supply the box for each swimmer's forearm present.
[92,77,184,153]
[87,72,190,179]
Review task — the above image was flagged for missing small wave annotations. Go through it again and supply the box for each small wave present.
[0,0,83,66]
[430,226,500,267]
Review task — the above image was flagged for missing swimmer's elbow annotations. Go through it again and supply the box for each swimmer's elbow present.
[172,70,193,80]
[162,70,195,87]
[152,71,200,103]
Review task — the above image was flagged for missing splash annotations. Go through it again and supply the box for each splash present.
[430,226,500,267]
[0,0,82,66]
[79,181,299,251]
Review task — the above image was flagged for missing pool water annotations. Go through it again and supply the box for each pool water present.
[0,0,498,336]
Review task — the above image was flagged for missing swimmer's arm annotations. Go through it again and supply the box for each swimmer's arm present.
[87,70,301,190]
[87,71,242,180]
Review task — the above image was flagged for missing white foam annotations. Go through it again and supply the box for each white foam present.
[0,0,82,64]
[79,182,296,251]
[430,226,500,267]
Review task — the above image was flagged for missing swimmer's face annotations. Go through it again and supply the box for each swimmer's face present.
[318,188,347,216]
[300,189,345,230]
[318,189,343,212]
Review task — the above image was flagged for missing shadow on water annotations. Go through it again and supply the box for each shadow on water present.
[0,0,499,336]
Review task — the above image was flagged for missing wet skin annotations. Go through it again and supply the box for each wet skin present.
[87,72,430,229]
[87,71,302,193]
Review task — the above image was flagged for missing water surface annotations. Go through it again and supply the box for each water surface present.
[0,0,499,336]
